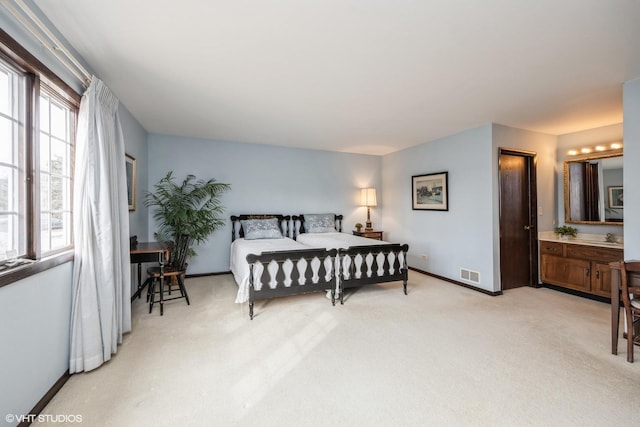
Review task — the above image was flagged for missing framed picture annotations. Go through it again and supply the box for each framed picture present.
[412,172,448,211]
[608,186,623,209]
[125,154,136,211]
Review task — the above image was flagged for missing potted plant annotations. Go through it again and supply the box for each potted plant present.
[144,172,231,260]
[355,223,363,232]
[554,225,577,240]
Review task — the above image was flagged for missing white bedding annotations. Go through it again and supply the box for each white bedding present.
[296,231,389,248]
[230,237,317,303]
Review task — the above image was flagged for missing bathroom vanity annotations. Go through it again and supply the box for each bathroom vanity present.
[539,233,623,298]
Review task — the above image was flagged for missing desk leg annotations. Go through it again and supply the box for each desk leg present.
[159,254,165,316]
[137,263,142,298]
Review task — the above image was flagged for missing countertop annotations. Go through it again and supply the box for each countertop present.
[538,231,623,249]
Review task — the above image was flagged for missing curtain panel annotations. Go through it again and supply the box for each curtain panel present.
[69,77,131,373]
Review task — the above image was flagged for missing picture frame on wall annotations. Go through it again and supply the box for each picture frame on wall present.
[608,186,623,209]
[412,172,448,211]
[125,153,136,211]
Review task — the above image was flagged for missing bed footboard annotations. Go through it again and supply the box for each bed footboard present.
[338,243,409,304]
[246,248,338,319]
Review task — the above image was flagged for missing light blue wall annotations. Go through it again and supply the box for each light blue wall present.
[120,106,150,240]
[0,263,73,425]
[382,125,497,291]
[382,124,557,292]
[147,134,381,274]
[624,78,640,258]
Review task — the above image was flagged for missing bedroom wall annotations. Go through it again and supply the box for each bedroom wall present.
[381,124,497,292]
[147,134,381,274]
[623,78,640,259]
[382,123,558,293]
[120,106,150,240]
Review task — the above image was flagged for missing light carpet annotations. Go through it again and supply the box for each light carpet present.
[34,271,639,426]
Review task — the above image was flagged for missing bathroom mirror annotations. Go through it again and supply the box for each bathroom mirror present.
[564,153,623,225]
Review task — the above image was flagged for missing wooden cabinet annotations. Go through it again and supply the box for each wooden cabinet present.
[353,230,383,240]
[540,240,622,298]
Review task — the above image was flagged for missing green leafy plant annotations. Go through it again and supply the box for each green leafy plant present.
[144,172,231,257]
[355,222,363,231]
[553,225,577,237]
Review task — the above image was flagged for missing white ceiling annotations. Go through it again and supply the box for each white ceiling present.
[34,0,640,155]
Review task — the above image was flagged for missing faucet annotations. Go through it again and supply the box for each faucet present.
[606,233,617,243]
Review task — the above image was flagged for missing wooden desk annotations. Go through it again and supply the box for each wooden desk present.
[130,242,170,301]
[609,260,640,355]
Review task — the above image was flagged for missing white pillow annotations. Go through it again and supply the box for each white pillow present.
[306,214,336,233]
[241,218,283,239]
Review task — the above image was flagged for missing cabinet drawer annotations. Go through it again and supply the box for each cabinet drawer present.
[540,241,563,256]
[565,244,623,263]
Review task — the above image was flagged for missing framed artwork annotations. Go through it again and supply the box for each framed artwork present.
[125,153,136,211]
[412,172,448,211]
[608,186,623,209]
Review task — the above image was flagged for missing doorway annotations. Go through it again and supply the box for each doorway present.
[499,148,538,290]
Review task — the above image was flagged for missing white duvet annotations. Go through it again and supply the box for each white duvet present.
[295,231,389,248]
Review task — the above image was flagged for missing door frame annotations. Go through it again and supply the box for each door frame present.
[498,148,539,290]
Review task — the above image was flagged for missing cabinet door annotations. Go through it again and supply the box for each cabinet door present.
[591,261,613,298]
[541,254,590,292]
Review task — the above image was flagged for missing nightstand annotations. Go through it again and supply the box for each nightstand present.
[353,230,383,240]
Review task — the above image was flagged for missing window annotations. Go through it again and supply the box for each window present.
[0,60,26,259]
[39,88,74,252]
[0,31,79,274]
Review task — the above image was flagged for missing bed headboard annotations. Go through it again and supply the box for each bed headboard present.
[293,214,343,237]
[230,214,290,242]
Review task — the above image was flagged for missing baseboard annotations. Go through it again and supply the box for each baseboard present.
[18,370,71,427]
[185,270,231,278]
[541,283,610,303]
[409,266,502,296]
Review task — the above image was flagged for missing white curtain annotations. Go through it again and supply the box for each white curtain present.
[69,77,131,373]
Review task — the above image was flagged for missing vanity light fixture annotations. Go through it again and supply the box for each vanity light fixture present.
[566,142,623,156]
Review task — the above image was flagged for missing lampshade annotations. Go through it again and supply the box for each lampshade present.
[360,188,377,207]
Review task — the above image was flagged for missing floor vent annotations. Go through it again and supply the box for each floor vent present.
[460,268,481,284]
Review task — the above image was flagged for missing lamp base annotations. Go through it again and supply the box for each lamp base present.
[365,206,373,231]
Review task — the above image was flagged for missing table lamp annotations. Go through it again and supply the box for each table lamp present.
[360,188,377,231]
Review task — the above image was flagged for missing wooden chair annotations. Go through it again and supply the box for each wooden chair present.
[147,234,192,315]
[619,261,640,362]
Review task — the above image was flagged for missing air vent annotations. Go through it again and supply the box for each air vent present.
[460,268,480,284]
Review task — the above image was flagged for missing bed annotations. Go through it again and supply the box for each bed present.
[293,214,410,304]
[230,214,338,319]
